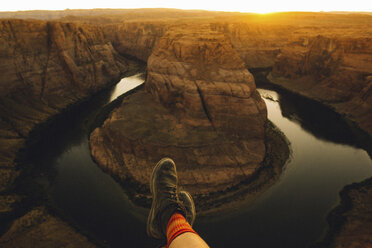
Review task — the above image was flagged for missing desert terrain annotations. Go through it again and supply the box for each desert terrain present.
[0,9,371,247]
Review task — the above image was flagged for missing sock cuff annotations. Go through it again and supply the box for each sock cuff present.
[166,213,197,247]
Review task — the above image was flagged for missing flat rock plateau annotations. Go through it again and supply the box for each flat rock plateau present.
[0,9,371,247]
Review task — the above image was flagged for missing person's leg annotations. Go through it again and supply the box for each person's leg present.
[147,158,209,248]
[169,232,209,248]
[166,212,209,248]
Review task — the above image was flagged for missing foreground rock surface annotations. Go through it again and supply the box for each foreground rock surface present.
[321,178,372,248]
[90,25,269,208]
[0,207,96,248]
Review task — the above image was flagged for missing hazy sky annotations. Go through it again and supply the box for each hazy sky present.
[1,0,371,13]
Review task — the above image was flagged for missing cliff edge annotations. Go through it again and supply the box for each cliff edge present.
[0,19,134,247]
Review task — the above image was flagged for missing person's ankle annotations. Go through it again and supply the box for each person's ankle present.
[161,205,187,236]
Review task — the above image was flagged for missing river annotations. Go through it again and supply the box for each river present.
[24,72,372,248]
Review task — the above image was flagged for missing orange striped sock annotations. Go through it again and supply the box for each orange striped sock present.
[166,212,197,247]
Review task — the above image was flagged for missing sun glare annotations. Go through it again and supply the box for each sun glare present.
[0,0,371,12]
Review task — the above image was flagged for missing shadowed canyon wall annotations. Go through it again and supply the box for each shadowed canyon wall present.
[0,19,134,247]
[0,19,129,190]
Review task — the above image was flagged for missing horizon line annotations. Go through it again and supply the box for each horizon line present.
[0,7,371,14]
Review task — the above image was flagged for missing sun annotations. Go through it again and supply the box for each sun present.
[0,0,371,12]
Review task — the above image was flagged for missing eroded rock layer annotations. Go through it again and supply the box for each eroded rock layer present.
[146,26,267,138]
[0,19,132,246]
[103,21,168,62]
[0,10,370,247]
[323,178,372,248]
[269,35,372,136]
[96,15,372,137]
[90,26,268,204]
[0,19,129,190]
[0,207,96,247]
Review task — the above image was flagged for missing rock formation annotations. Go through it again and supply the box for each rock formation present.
[210,22,289,69]
[269,35,372,136]
[103,21,168,62]
[322,178,372,248]
[0,19,133,245]
[96,15,372,138]
[90,25,269,207]
[0,10,370,247]
[0,207,97,247]
[0,19,130,191]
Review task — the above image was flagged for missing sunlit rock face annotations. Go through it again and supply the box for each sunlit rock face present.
[98,18,372,138]
[90,25,268,202]
[0,19,129,190]
[146,25,267,138]
[269,35,372,136]
[210,22,289,69]
[103,21,168,62]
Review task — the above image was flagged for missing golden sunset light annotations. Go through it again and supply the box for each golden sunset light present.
[1,0,371,12]
[0,0,371,247]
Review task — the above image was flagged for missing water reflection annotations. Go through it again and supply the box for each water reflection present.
[258,84,372,156]
[23,73,372,248]
[23,73,160,247]
[45,72,158,247]
[109,73,145,102]
[196,88,372,248]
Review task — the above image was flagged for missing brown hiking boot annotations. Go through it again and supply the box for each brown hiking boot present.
[146,158,187,240]
[179,190,196,226]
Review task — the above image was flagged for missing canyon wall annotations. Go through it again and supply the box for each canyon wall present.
[91,15,372,245]
[90,25,271,208]
[210,22,290,69]
[323,178,372,248]
[269,35,372,136]
[0,11,370,247]
[98,17,372,137]
[0,19,130,190]
[0,19,134,246]
[103,21,168,61]
[211,17,372,136]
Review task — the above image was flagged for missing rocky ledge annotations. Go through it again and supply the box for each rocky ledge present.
[268,35,372,137]
[0,19,136,247]
[0,207,96,247]
[317,178,372,248]
[0,19,131,191]
[90,25,289,211]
